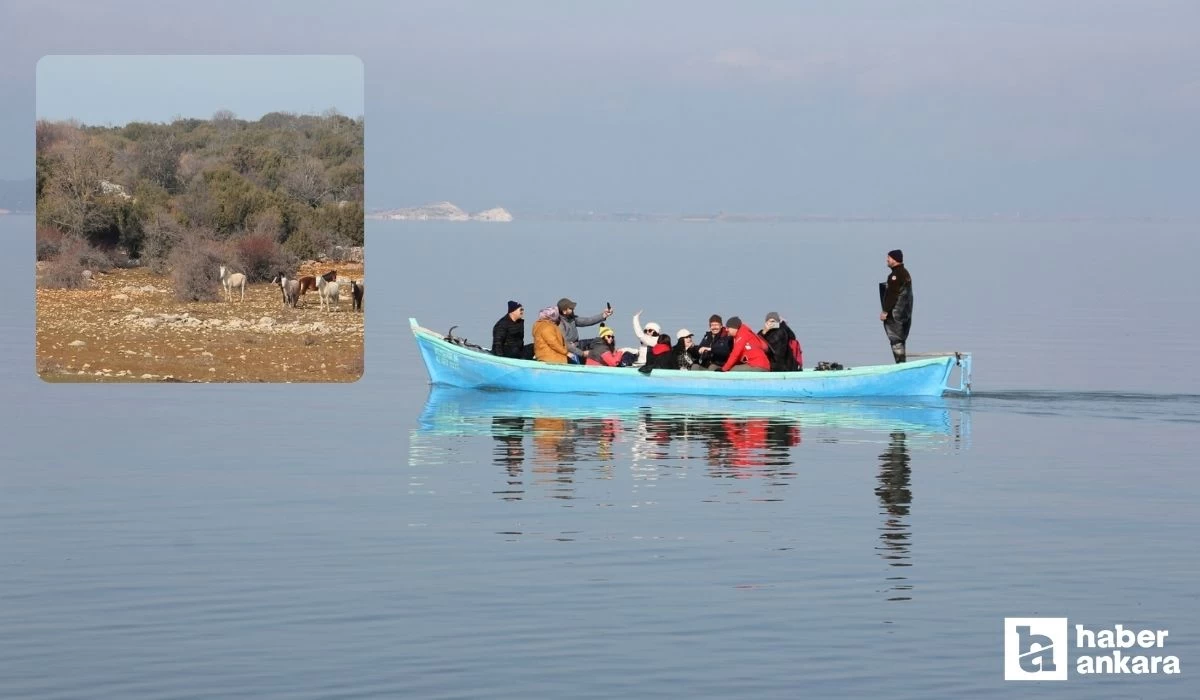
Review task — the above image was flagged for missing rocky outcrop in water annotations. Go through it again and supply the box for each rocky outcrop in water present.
[370,201,513,222]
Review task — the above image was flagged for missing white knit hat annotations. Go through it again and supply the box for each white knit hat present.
[644,322,662,334]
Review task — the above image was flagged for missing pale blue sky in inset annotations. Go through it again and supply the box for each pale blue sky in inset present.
[36,55,363,125]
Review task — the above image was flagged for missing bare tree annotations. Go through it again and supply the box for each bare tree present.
[136,131,182,191]
[283,155,331,207]
[41,130,117,238]
[141,210,185,273]
[247,206,285,241]
[35,119,73,154]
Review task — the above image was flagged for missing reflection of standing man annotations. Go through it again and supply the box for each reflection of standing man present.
[491,418,526,470]
[876,432,912,518]
[879,249,913,363]
[492,416,527,501]
[876,431,913,600]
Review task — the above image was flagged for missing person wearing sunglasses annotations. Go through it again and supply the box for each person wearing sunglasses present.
[585,326,637,367]
[673,329,701,370]
[631,309,663,367]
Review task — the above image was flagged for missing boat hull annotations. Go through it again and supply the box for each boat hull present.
[410,318,970,399]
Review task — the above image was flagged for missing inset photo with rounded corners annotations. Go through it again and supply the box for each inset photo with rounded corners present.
[34,54,364,383]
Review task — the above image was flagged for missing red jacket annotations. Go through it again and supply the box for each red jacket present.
[722,418,802,473]
[585,348,623,367]
[722,325,772,371]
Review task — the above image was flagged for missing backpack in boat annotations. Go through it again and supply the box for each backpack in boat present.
[444,325,487,353]
[814,361,846,371]
[789,338,803,369]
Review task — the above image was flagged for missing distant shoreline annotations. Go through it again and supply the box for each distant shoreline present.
[3,208,1183,224]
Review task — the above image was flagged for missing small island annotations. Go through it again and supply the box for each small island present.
[368,201,513,222]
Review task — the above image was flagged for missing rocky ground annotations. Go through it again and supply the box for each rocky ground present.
[36,261,364,382]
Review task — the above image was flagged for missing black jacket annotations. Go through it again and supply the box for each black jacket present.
[645,340,678,370]
[880,264,913,340]
[672,340,698,370]
[760,322,799,372]
[880,264,912,317]
[697,328,733,367]
[492,314,525,359]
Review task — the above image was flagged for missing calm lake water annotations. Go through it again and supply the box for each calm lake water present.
[3,215,1199,698]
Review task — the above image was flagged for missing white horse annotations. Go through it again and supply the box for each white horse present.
[316,274,340,312]
[219,265,246,302]
[272,271,300,308]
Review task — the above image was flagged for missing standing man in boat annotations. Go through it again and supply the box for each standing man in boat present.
[557,297,613,363]
[492,300,526,359]
[879,249,913,363]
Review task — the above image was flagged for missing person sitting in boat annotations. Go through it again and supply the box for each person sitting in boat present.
[491,300,526,359]
[585,326,636,367]
[557,297,613,363]
[643,332,678,371]
[673,329,701,370]
[696,314,734,370]
[533,306,569,364]
[720,316,772,372]
[758,311,802,372]
[631,310,663,367]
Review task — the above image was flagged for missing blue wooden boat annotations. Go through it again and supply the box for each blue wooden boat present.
[410,318,972,399]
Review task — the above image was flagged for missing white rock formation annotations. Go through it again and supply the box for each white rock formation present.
[381,201,470,221]
[100,180,133,200]
[370,202,513,222]
[472,207,514,222]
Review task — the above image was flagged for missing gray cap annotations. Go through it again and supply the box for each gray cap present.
[765,311,781,323]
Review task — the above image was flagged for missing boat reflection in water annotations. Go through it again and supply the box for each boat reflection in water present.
[411,386,970,605]
[411,387,969,493]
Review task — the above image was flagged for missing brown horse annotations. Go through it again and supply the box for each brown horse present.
[296,270,337,305]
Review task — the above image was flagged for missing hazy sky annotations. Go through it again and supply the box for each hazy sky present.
[36,55,363,125]
[3,0,1198,217]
